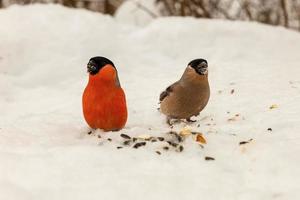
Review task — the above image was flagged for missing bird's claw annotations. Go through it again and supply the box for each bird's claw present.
[166,118,181,127]
[186,118,197,123]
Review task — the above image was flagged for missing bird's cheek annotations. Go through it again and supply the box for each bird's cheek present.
[99,65,116,81]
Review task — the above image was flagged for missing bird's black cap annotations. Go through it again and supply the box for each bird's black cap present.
[87,56,115,75]
[188,59,207,68]
[188,59,208,75]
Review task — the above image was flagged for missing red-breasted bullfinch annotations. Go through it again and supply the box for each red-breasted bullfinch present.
[82,57,127,131]
[159,59,210,124]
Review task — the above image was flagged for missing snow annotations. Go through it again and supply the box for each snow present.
[115,0,160,26]
[1,4,300,200]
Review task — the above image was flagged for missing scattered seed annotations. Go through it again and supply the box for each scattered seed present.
[191,131,198,135]
[196,133,207,144]
[117,146,123,149]
[231,89,235,94]
[178,145,184,152]
[107,138,112,142]
[155,151,161,155]
[137,134,152,140]
[168,131,177,135]
[87,131,92,135]
[167,141,178,147]
[197,124,200,127]
[120,134,131,139]
[267,128,272,131]
[97,135,101,138]
[205,156,215,161]
[179,126,192,136]
[239,139,253,145]
[167,131,182,142]
[157,137,164,141]
[163,146,169,150]
[199,144,204,149]
[175,134,183,142]
[151,139,157,142]
[123,140,131,146]
[133,142,146,149]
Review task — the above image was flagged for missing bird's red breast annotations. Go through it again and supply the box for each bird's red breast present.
[82,64,127,131]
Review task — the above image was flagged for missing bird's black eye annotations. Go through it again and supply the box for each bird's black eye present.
[87,63,99,75]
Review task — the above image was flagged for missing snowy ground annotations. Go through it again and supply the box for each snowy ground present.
[1,4,300,200]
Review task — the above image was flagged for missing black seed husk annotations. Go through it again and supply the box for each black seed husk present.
[205,156,215,161]
[178,145,184,152]
[239,139,253,145]
[176,135,183,142]
[167,141,178,147]
[120,134,131,139]
[123,140,131,145]
[163,146,169,150]
[133,142,146,149]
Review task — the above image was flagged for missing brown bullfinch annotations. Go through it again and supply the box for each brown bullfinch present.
[82,56,127,131]
[159,59,210,124]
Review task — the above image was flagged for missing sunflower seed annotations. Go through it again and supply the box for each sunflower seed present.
[178,145,184,152]
[239,139,253,145]
[163,146,169,150]
[133,142,146,149]
[167,141,178,147]
[120,134,131,139]
[205,156,215,161]
[123,140,131,146]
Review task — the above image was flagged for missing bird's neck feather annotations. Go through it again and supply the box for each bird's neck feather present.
[88,65,120,88]
[180,67,208,86]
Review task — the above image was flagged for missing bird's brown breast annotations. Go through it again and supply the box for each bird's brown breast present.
[160,69,210,119]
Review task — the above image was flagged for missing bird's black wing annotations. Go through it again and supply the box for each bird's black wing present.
[159,82,178,102]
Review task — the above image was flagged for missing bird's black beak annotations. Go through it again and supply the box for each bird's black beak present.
[196,62,208,75]
[87,62,98,75]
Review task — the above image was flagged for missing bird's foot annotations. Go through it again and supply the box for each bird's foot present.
[166,117,181,127]
[186,117,197,123]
